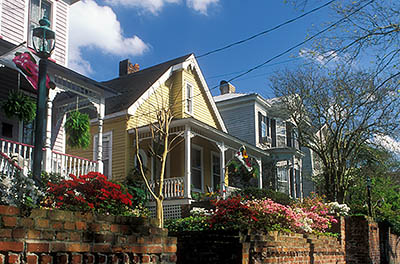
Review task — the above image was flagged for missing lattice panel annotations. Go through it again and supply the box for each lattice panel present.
[147,204,182,219]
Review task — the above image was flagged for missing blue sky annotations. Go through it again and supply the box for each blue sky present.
[68,0,331,98]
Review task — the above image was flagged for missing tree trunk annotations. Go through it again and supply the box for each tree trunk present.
[155,197,164,228]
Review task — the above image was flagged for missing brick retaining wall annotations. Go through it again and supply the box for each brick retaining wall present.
[0,205,177,263]
[174,230,345,264]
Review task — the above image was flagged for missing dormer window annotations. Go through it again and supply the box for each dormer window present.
[185,82,193,115]
[28,0,52,46]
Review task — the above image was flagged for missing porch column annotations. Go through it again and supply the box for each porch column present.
[43,89,57,173]
[299,158,304,199]
[256,157,262,189]
[291,155,297,199]
[286,159,291,197]
[216,142,227,199]
[96,100,105,174]
[184,126,192,199]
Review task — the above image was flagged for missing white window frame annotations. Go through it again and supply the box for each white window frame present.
[93,131,113,179]
[185,81,194,115]
[210,151,220,192]
[27,0,54,47]
[191,144,203,192]
[276,166,289,194]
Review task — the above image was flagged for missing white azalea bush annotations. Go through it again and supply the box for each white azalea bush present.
[327,202,350,216]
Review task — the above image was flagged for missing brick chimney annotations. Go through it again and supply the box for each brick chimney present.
[119,59,140,77]
[219,80,236,95]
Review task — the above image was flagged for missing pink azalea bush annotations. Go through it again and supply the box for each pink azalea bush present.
[207,194,337,234]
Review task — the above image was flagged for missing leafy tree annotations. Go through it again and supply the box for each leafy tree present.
[271,65,400,202]
[346,145,400,234]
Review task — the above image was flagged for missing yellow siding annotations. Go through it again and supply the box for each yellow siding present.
[127,71,184,130]
[67,116,129,182]
[182,69,221,130]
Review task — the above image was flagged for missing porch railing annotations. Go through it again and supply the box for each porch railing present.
[51,151,98,177]
[0,138,97,177]
[147,177,185,200]
[0,151,23,179]
[0,138,33,175]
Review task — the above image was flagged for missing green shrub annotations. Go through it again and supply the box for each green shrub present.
[165,216,210,233]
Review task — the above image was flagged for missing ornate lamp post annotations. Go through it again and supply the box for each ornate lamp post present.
[32,17,55,185]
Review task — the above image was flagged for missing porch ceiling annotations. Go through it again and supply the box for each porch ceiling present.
[128,117,268,158]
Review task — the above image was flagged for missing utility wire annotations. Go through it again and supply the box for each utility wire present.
[196,0,337,59]
[121,0,375,122]
[223,0,375,85]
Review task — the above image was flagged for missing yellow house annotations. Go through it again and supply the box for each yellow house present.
[68,54,266,218]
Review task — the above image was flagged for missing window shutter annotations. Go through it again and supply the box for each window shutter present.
[258,112,262,143]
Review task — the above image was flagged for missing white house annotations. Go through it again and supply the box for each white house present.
[214,81,315,198]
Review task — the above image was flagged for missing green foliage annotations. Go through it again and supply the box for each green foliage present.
[65,111,91,149]
[234,187,294,206]
[126,168,148,206]
[346,145,400,234]
[1,90,36,122]
[165,216,210,233]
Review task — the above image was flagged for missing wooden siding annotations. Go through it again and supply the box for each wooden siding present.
[127,71,183,130]
[218,103,256,145]
[182,69,220,129]
[54,0,68,66]
[0,0,70,66]
[67,116,129,182]
[0,0,26,45]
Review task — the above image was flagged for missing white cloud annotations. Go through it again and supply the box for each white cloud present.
[105,0,218,15]
[105,0,181,14]
[186,0,219,15]
[373,134,400,154]
[68,0,149,75]
[299,48,339,65]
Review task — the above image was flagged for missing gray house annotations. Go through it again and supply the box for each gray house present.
[214,81,315,198]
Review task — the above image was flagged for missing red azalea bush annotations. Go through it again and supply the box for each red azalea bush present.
[43,172,134,215]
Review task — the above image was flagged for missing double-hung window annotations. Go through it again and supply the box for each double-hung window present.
[28,0,52,46]
[211,152,220,192]
[191,145,203,191]
[185,82,193,115]
[258,112,269,144]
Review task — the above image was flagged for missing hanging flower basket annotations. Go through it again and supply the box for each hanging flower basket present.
[65,110,91,149]
[1,90,36,122]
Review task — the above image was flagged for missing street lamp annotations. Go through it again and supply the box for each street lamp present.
[32,17,55,185]
[366,175,373,217]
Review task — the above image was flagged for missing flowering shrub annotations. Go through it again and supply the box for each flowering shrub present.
[43,172,135,215]
[327,202,350,216]
[208,194,337,234]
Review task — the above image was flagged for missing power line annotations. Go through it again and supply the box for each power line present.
[224,0,375,85]
[121,0,375,122]
[196,0,337,59]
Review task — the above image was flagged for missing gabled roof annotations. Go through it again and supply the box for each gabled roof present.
[102,54,227,132]
[103,54,192,115]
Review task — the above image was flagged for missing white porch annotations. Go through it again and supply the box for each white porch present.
[132,118,267,218]
[0,42,117,178]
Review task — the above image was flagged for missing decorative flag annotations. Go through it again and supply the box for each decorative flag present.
[235,146,253,172]
[0,43,53,90]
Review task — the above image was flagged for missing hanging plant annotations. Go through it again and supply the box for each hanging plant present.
[65,110,91,149]
[1,90,36,122]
